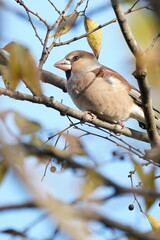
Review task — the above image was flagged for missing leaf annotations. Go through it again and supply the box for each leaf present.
[0,160,8,183]
[146,214,160,236]
[14,112,41,134]
[63,133,87,155]
[50,11,79,39]
[81,169,103,199]
[0,49,8,66]
[31,135,44,146]
[144,147,160,163]
[0,110,11,121]
[132,160,156,210]
[84,16,102,58]
[129,12,158,48]
[129,12,160,92]
[2,42,42,96]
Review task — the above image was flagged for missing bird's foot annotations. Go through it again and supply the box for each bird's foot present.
[85,111,97,120]
[114,121,125,136]
[118,121,125,128]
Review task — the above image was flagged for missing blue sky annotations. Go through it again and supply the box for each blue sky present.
[0,1,158,239]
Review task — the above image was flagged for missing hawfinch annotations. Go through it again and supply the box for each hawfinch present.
[54,50,160,130]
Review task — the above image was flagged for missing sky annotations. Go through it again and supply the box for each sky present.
[0,0,158,240]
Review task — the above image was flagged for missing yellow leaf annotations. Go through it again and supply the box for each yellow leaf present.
[84,16,102,59]
[21,50,42,96]
[63,133,87,155]
[81,169,103,199]
[0,49,8,76]
[31,135,44,146]
[2,42,42,96]
[0,110,11,121]
[146,214,160,235]
[14,112,41,134]
[129,12,160,92]
[50,11,79,39]
[0,160,8,183]
[129,12,158,48]
[133,160,156,211]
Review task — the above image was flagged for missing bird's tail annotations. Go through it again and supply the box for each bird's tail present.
[138,118,160,135]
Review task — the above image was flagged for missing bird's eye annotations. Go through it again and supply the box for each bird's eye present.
[73,56,79,62]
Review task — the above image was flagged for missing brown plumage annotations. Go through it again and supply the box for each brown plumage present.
[54,50,160,130]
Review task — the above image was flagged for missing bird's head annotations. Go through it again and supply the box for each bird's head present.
[54,50,101,74]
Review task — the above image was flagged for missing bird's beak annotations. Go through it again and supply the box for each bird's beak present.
[54,58,71,71]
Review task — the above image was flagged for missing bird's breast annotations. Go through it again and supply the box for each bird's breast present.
[67,73,134,123]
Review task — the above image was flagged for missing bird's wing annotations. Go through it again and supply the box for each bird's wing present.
[92,66,160,118]
[92,66,142,103]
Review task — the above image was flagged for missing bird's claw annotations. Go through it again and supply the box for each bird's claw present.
[85,111,97,120]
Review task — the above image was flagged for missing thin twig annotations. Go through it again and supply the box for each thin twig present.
[41,158,51,181]
[72,125,143,158]
[48,0,61,15]
[81,0,90,14]
[146,33,160,52]
[38,0,74,69]
[26,11,44,46]
[128,171,144,213]
[130,0,140,11]
[15,0,49,27]
[75,0,87,11]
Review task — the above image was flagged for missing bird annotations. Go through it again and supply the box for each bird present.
[54,50,160,131]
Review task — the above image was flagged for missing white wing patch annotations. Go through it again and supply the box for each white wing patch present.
[105,76,122,87]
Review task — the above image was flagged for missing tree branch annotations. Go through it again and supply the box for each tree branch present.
[0,87,148,142]
[0,202,36,211]
[15,142,160,199]
[147,0,160,21]
[41,69,67,92]
[111,0,160,147]
[83,210,160,240]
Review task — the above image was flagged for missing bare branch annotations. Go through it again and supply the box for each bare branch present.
[41,69,67,92]
[0,87,149,142]
[146,33,160,52]
[53,4,151,47]
[10,142,159,200]
[83,210,160,240]
[14,0,49,27]
[26,11,44,46]
[111,0,160,147]
[0,202,36,211]
[38,0,74,69]
[147,0,160,21]
[48,0,61,15]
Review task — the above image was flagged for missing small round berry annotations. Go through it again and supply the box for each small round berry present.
[50,166,56,173]
[112,151,118,156]
[120,155,125,160]
[128,204,134,211]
